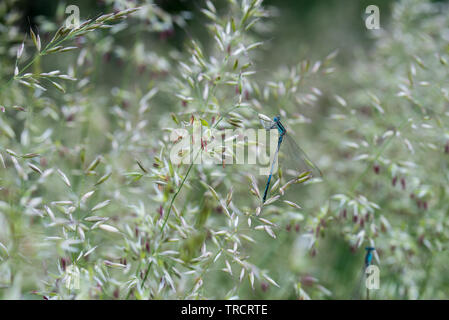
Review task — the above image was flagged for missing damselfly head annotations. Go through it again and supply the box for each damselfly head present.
[273,115,281,122]
[365,247,375,251]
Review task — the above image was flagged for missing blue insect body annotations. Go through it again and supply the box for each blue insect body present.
[364,247,376,269]
[351,246,376,299]
[262,117,286,203]
[261,116,321,203]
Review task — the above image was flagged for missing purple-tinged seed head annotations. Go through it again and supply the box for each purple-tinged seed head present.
[392,176,398,186]
[60,258,67,271]
[301,275,316,286]
[261,282,269,292]
[365,213,370,222]
[400,178,406,190]
[417,200,422,209]
[158,205,164,218]
[235,85,240,94]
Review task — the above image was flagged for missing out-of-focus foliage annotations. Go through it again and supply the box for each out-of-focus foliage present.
[0,0,448,300]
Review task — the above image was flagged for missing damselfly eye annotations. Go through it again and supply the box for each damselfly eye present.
[273,116,279,122]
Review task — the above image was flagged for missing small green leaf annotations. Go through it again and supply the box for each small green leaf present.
[200,118,209,127]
